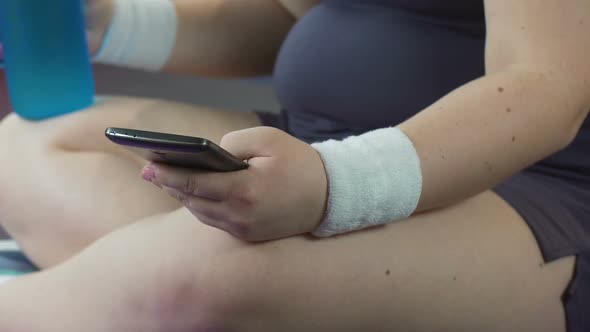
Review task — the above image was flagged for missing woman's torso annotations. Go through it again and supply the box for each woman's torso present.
[273,0,590,182]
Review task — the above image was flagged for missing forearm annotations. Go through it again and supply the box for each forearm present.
[166,0,295,77]
[400,66,590,211]
[310,66,589,236]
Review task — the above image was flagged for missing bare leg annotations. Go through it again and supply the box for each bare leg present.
[0,192,575,331]
[0,95,575,331]
[0,96,261,267]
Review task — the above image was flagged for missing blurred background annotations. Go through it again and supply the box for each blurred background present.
[0,64,280,119]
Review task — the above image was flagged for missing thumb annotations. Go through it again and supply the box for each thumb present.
[86,32,103,55]
[220,127,285,161]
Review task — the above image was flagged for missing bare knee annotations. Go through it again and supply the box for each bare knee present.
[0,113,46,146]
[177,244,301,331]
[0,114,125,266]
[0,112,25,132]
[0,97,149,152]
[108,225,287,330]
[0,112,77,155]
[76,222,268,331]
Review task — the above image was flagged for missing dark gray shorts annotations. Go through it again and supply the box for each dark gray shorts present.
[258,111,590,332]
[495,173,590,331]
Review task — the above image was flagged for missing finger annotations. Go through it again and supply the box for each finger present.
[86,32,103,55]
[162,186,246,236]
[144,163,244,201]
[162,186,228,221]
[220,127,287,161]
[188,210,244,238]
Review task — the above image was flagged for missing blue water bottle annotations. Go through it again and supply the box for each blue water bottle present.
[0,0,95,120]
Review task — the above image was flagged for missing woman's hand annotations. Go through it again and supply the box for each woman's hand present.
[141,127,329,242]
[84,0,115,55]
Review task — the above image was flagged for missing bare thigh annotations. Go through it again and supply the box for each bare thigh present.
[213,192,576,332]
[0,96,261,267]
[0,192,575,332]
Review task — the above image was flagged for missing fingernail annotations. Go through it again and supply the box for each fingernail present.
[141,166,156,182]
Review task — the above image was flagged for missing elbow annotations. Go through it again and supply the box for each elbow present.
[542,68,590,152]
[557,105,589,151]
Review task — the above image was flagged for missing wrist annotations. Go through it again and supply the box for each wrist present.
[93,0,178,71]
[311,127,423,237]
[307,149,330,233]
[86,0,115,55]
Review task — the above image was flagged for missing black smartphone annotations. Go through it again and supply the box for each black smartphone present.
[105,127,248,172]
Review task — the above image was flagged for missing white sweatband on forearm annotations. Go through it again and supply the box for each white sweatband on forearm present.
[311,127,423,237]
[93,0,177,71]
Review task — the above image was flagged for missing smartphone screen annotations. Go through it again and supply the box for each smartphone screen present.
[105,127,248,172]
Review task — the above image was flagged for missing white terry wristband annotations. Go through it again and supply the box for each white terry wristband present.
[311,127,423,237]
[94,0,177,71]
